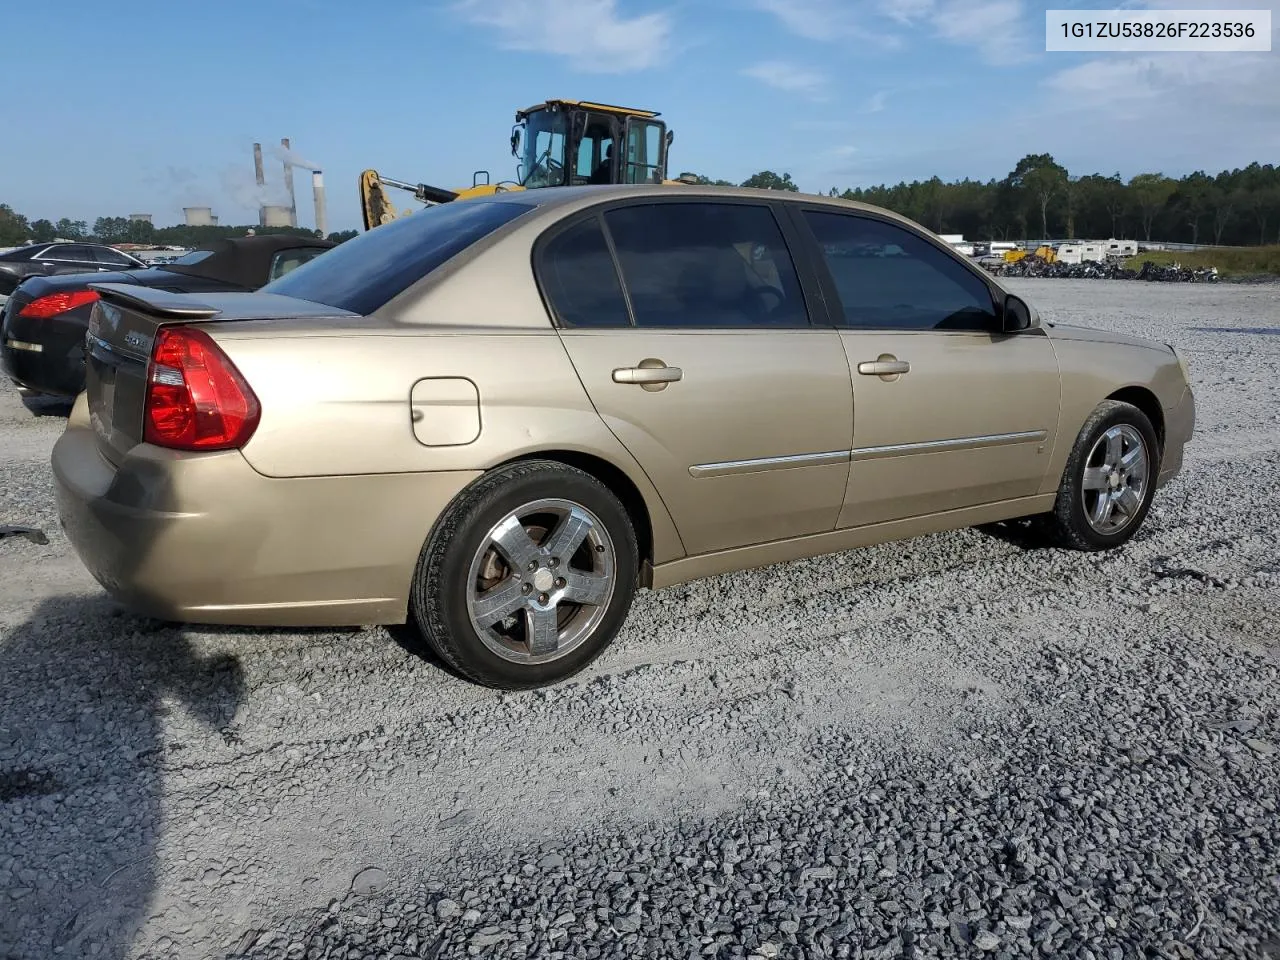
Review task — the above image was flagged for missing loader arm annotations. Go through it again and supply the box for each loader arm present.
[359,170,461,232]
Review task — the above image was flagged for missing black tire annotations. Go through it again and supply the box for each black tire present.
[1043,399,1162,551]
[409,459,639,689]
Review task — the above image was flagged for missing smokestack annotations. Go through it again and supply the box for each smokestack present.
[282,137,298,227]
[253,143,266,227]
[312,171,327,238]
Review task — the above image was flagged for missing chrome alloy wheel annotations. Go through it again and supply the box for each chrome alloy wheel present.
[1081,424,1150,535]
[465,498,616,665]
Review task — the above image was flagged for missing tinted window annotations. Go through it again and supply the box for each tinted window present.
[75,245,105,263]
[804,211,996,331]
[603,202,808,328]
[262,200,531,314]
[64,245,99,263]
[539,217,630,328]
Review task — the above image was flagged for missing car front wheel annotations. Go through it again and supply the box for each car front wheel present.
[1044,399,1162,551]
[410,460,639,689]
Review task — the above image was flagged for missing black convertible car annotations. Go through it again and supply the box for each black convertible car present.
[1,234,334,398]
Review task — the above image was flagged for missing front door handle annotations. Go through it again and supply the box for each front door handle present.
[857,359,910,376]
[612,360,683,388]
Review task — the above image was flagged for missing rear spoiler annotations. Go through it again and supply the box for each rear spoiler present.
[88,282,222,320]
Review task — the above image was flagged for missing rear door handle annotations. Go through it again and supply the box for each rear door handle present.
[612,364,683,385]
[857,359,910,376]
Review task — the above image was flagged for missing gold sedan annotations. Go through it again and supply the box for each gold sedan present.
[50,185,1195,688]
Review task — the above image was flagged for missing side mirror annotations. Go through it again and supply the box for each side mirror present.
[510,128,521,157]
[1002,293,1038,333]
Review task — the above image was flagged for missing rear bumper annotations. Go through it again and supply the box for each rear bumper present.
[1,308,88,397]
[52,407,481,626]
[1157,384,1195,488]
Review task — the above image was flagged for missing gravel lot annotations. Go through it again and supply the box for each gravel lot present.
[1,278,1278,960]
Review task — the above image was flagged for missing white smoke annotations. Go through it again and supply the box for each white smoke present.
[270,143,322,171]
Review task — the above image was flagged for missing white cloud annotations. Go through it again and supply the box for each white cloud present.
[761,0,1030,63]
[864,90,889,112]
[453,0,671,72]
[876,0,936,25]
[750,0,902,45]
[742,60,829,98]
[930,0,1029,62]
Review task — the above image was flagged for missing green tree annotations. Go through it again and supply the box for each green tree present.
[326,230,359,243]
[92,217,130,243]
[124,219,155,244]
[1175,172,1213,245]
[29,219,56,243]
[1022,164,1068,240]
[1002,153,1066,239]
[740,171,798,191]
[1128,173,1176,241]
[54,218,87,239]
[1247,185,1280,245]
[0,204,31,246]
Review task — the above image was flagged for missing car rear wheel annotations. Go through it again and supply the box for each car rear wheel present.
[409,460,639,689]
[1044,399,1161,551]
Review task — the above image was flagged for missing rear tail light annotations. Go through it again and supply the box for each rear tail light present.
[18,289,100,318]
[144,326,260,451]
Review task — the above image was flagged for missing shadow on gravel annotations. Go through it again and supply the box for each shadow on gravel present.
[973,518,1056,551]
[0,595,244,960]
[18,394,74,418]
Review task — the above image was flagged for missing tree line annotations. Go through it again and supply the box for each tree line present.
[6,155,1280,249]
[692,159,1280,247]
[0,206,357,248]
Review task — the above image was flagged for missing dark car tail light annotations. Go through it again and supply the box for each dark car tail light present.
[18,289,100,318]
[144,326,260,451]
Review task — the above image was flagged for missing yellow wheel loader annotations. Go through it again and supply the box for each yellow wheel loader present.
[360,100,692,231]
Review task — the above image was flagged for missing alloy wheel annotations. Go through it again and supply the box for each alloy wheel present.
[1081,423,1150,535]
[464,498,616,665]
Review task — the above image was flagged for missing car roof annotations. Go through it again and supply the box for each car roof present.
[467,183,928,232]
[160,234,335,288]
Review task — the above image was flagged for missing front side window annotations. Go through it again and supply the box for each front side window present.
[261,200,531,315]
[539,217,630,328]
[603,202,809,329]
[803,211,997,331]
[520,110,569,188]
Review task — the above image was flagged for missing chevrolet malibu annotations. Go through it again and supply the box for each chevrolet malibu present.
[52,185,1195,689]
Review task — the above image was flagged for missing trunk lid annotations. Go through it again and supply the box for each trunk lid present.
[84,283,355,464]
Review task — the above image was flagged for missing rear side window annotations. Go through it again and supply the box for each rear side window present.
[803,211,997,331]
[268,246,329,281]
[96,248,138,267]
[538,217,630,328]
[603,202,809,328]
[262,200,531,314]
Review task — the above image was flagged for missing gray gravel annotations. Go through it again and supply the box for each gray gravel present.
[1,278,1278,960]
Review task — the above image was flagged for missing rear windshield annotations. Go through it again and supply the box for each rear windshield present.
[260,200,532,314]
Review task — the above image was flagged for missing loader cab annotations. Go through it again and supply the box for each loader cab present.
[513,100,671,189]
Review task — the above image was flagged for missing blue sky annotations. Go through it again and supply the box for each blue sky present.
[1,0,1276,231]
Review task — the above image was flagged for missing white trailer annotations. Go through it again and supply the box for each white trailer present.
[1057,242,1108,265]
